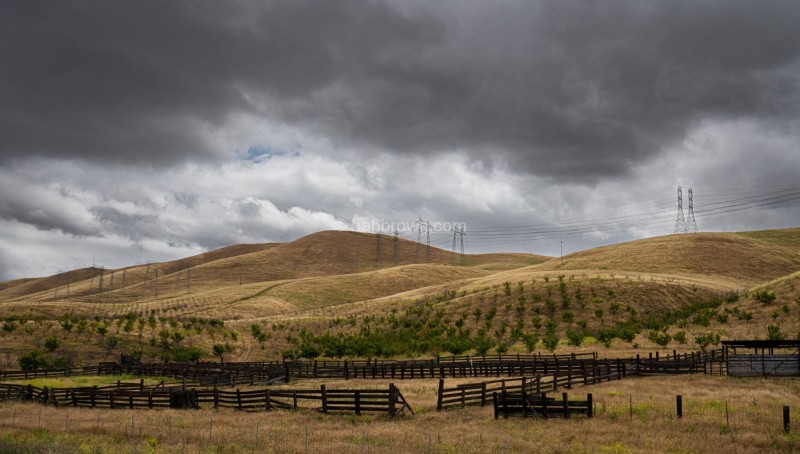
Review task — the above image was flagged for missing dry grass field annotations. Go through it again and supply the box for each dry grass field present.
[2,375,800,453]
[1,227,800,452]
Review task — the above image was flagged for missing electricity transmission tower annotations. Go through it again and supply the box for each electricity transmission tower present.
[393,230,399,265]
[415,218,431,263]
[375,233,382,266]
[674,186,686,234]
[685,188,698,233]
[451,227,466,263]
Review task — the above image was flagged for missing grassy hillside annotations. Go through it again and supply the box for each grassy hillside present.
[1,227,799,365]
[1,231,545,304]
[536,230,800,286]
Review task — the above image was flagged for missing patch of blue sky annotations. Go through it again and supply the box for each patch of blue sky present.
[239,144,301,163]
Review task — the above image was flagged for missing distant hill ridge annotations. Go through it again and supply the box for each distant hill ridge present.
[1,227,798,302]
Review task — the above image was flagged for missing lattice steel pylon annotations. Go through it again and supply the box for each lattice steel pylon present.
[415,218,431,263]
[393,230,399,265]
[674,186,686,234]
[685,188,698,233]
[451,227,466,263]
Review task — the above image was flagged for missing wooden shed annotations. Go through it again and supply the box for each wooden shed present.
[723,340,800,377]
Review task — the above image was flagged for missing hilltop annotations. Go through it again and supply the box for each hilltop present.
[535,229,800,287]
[0,230,549,304]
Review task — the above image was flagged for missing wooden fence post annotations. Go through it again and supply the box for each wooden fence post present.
[587,393,593,418]
[502,389,509,418]
[541,392,548,419]
[562,392,569,419]
[355,391,361,415]
[481,382,487,407]
[389,383,396,416]
[784,406,791,433]
[436,379,444,411]
[265,389,271,411]
[676,395,683,418]
[493,392,499,419]
[321,384,327,414]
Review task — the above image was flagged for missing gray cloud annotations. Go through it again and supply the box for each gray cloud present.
[3,1,799,179]
[1,1,800,279]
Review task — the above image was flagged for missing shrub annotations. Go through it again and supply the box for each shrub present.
[725,292,740,303]
[473,336,495,355]
[18,350,49,370]
[51,356,73,369]
[172,346,204,362]
[212,343,234,361]
[767,324,785,341]
[542,333,559,351]
[44,336,60,352]
[566,330,583,347]
[522,333,539,352]
[754,290,776,304]
[694,333,721,351]
[647,331,672,347]
[495,341,509,354]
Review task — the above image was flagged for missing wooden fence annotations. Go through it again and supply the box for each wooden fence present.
[436,360,624,411]
[0,349,724,385]
[0,382,412,416]
[493,391,592,419]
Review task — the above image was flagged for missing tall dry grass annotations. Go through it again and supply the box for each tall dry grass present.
[2,375,800,453]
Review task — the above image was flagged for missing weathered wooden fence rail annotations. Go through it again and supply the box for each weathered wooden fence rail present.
[493,391,593,419]
[0,349,724,385]
[0,382,412,416]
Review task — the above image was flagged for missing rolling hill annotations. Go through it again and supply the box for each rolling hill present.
[0,227,799,364]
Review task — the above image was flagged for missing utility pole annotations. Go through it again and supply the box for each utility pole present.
[560,237,565,266]
[154,266,159,300]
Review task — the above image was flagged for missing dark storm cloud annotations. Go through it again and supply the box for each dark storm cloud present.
[1,0,799,178]
[0,0,440,165]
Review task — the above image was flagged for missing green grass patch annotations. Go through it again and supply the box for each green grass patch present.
[3,374,176,388]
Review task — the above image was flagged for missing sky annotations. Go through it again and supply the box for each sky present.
[1,0,800,280]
